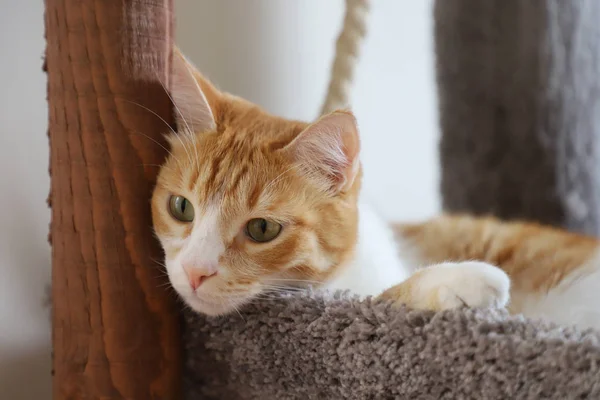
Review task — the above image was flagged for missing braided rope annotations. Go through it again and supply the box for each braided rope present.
[320,0,370,115]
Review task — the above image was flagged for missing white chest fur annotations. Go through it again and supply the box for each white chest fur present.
[323,202,410,297]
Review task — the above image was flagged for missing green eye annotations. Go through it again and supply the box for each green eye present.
[246,218,282,243]
[168,195,195,222]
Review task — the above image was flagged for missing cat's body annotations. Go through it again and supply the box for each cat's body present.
[323,201,408,297]
[394,212,600,330]
[152,48,600,332]
[327,201,600,331]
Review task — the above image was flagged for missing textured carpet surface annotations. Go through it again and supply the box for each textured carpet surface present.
[183,292,600,399]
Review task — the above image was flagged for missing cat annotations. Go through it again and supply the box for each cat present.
[152,48,600,332]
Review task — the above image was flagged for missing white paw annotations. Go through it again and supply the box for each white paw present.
[421,261,510,310]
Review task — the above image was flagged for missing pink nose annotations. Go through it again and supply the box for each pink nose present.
[183,265,217,290]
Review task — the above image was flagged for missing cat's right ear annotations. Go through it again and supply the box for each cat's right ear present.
[170,48,217,133]
[282,110,360,195]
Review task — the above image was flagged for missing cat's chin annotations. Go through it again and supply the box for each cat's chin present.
[183,293,249,316]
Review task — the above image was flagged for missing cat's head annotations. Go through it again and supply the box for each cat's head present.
[151,49,362,315]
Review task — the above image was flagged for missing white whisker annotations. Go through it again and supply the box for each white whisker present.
[152,72,199,171]
[130,129,175,159]
[125,99,195,168]
[124,99,177,136]
[141,163,176,174]
[264,278,322,285]
[261,286,307,295]
[229,300,246,321]
[149,256,167,268]
[154,71,193,136]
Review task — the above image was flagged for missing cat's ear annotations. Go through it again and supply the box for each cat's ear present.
[283,111,360,194]
[170,48,217,133]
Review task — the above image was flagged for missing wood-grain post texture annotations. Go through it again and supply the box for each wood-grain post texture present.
[45,0,181,398]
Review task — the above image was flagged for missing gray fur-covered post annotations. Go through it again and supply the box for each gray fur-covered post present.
[435,0,600,235]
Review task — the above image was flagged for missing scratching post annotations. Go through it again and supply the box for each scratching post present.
[435,0,600,234]
[45,0,180,398]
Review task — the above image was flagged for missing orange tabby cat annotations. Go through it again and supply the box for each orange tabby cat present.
[152,48,600,331]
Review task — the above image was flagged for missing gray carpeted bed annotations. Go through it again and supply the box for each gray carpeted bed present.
[182,1,600,398]
[183,293,600,399]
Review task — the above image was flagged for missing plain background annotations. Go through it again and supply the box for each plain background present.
[0,0,438,397]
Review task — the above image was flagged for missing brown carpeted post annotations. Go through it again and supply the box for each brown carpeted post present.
[45,0,180,398]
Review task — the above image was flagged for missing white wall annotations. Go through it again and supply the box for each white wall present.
[0,1,52,399]
[177,0,440,221]
[0,0,438,398]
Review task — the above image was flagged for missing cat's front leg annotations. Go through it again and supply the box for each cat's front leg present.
[378,261,510,311]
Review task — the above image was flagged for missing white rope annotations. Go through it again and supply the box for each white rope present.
[320,0,370,115]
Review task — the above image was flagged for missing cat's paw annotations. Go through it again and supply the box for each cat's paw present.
[430,262,510,310]
[378,261,510,311]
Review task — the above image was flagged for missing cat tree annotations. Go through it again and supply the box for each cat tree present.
[47,0,600,399]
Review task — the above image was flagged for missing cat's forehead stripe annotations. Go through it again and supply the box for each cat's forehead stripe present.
[187,159,202,192]
[182,139,267,208]
[247,183,262,210]
[184,133,244,198]
[226,164,249,198]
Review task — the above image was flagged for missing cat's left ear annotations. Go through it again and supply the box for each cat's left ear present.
[283,111,360,194]
[170,48,217,133]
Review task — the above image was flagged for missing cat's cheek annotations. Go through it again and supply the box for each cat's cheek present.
[160,238,190,268]
[164,261,192,296]
[161,236,188,255]
[185,295,249,317]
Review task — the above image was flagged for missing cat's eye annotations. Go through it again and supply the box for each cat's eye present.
[168,195,195,222]
[246,218,282,243]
